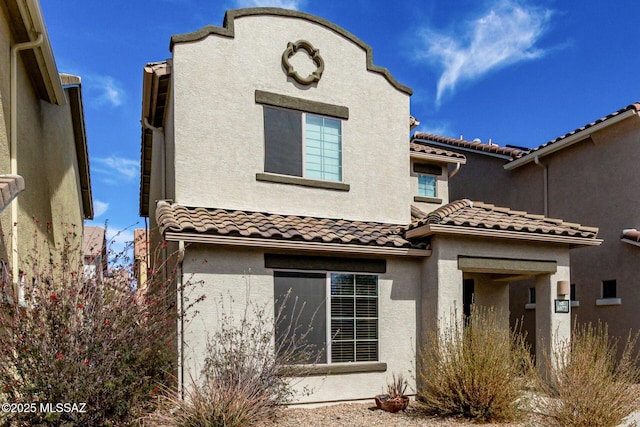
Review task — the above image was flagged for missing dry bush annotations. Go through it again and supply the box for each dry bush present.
[145,296,318,427]
[418,306,534,423]
[538,322,640,427]
[0,227,199,426]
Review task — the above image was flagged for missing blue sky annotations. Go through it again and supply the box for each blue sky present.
[40,0,640,247]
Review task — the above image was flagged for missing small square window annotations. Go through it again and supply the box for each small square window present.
[602,280,616,299]
[528,287,536,304]
[418,175,437,197]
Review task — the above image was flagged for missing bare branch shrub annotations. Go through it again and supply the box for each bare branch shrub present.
[538,321,640,427]
[0,227,196,426]
[145,294,319,427]
[418,305,534,422]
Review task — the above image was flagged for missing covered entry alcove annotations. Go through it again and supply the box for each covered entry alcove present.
[407,200,602,367]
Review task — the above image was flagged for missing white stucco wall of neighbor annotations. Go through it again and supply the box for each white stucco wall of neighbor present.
[181,245,422,404]
[171,14,411,224]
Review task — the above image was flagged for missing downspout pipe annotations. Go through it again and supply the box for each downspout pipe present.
[534,155,548,217]
[10,33,44,291]
[176,240,185,398]
[448,162,461,179]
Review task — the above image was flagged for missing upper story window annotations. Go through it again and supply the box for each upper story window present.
[414,163,441,198]
[257,90,348,185]
[418,175,436,197]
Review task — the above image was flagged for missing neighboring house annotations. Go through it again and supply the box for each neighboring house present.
[133,228,149,298]
[83,226,106,282]
[139,8,600,404]
[0,0,93,300]
[412,103,640,348]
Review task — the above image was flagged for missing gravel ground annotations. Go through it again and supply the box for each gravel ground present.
[260,400,542,427]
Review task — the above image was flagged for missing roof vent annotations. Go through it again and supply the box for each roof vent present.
[473,138,482,143]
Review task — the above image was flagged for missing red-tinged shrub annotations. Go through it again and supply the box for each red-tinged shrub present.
[0,226,198,426]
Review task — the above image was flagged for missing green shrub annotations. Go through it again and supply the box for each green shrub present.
[417,306,534,422]
[538,322,640,427]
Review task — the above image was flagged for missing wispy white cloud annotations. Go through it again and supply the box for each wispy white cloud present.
[415,121,454,138]
[92,156,139,184]
[234,0,303,9]
[85,75,125,108]
[418,0,553,105]
[93,200,109,218]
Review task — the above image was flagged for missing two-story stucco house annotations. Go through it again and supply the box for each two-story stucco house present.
[1,0,93,301]
[412,103,640,350]
[139,8,601,404]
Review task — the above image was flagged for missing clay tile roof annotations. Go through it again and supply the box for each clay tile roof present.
[410,141,466,160]
[0,175,25,213]
[622,229,640,242]
[156,201,426,249]
[524,103,640,157]
[412,133,527,159]
[408,199,599,239]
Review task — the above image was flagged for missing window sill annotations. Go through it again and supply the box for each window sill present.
[257,173,350,191]
[525,303,536,310]
[413,196,442,204]
[596,298,622,306]
[571,300,580,307]
[282,361,387,377]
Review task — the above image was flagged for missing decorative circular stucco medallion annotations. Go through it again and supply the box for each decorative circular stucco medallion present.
[282,40,324,85]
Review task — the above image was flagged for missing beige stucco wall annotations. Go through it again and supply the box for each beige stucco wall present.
[0,7,87,273]
[181,245,422,403]
[171,14,411,224]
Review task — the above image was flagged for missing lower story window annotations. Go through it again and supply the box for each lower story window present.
[274,271,378,364]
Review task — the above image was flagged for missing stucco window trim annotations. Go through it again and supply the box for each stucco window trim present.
[282,361,387,377]
[524,303,536,310]
[413,196,442,204]
[595,298,622,306]
[256,172,350,191]
[255,90,349,119]
[571,300,580,307]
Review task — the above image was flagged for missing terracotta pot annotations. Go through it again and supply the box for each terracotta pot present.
[374,394,409,413]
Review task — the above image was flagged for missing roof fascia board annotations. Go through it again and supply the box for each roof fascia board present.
[410,151,467,165]
[505,109,639,170]
[406,224,602,248]
[170,7,412,95]
[412,138,513,160]
[621,238,640,248]
[164,232,432,257]
[63,79,93,219]
[16,0,65,105]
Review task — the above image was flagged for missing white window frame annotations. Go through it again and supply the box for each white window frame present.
[264,106,343,182]
[417,174,437,198]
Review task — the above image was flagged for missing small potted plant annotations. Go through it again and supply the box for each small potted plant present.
[374,373,409,413]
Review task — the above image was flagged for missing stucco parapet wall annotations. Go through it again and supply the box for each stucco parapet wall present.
[406,199,602,247]
[169,7,412,95]
[156,201,430,256]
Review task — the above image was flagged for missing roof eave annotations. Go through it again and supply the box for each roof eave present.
[11,0,65,105]
[505,109,639,170]
[412,137,514,160]
[62,75,93,219]
[410,151,467,165]
[163,231,432,257]
[406,224,602,248]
